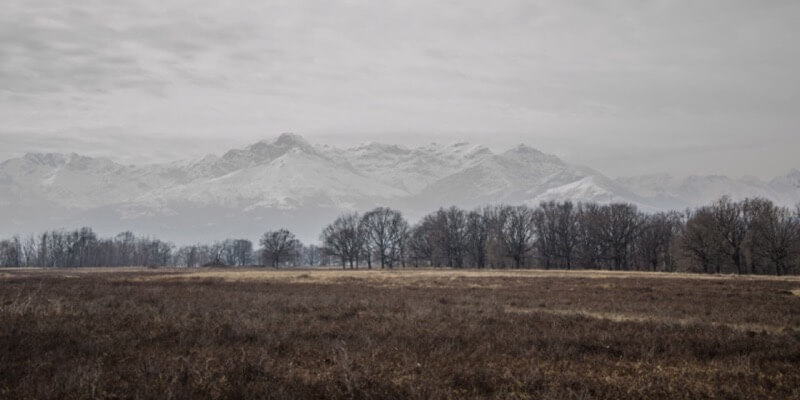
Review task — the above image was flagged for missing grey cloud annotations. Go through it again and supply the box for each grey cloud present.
[0,0,798,179]
[0,1,263,95]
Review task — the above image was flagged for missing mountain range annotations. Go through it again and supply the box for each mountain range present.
[1,133,798,243]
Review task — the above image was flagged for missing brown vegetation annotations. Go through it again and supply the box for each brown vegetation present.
[2,268,800,399]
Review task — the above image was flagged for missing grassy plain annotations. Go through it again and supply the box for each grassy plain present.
[1,267,800,399]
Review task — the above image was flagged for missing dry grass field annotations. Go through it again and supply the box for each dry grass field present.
[2,268,800,399]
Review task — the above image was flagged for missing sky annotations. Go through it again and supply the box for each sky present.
[1,0,798,179]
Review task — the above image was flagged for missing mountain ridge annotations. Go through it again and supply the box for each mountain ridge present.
[1,133,798,243]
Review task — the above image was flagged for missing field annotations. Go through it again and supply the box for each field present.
[2,268,800,399]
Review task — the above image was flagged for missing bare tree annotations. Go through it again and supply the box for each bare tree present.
[360,207,408,268]
[210,240,234,266]
[21,235,37,267]
[497,205,535,268]
[710,196,748,274]
[174,245,199,267]
[408,216,436,267]
[465,208,490,268]
[554,202,582,270]
[602,204,641,270]
[751,203,800,275]
[0,236,21,267]
[428,207,467,268]
[303,244,321,266]
[260,229,302,268]
[742,198,774,274]
[533,203,558,269]
[231,239,254,266]
[116,231,136,266]
[681,207,723,273]
[636,211,682,271]
[575,203,605,269]
[534,201,581,269]
[321,212,364,268]
[577,203,640,270]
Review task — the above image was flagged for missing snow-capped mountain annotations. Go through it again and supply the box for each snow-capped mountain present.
[0,133,797,243]
[616,170,800,210]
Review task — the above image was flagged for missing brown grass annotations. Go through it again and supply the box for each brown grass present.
[1,268,800,399]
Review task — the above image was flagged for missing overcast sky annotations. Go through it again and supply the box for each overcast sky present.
[1,0,798,178]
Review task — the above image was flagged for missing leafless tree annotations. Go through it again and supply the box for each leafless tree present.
[710,196,748,274]
[681,207,723,273]
[751,202,800,275]
[116,231,136,266]
[360,207,408,268]
[426,207,468,268]
[0,236,21,267]
[554,202,582,270]
[260,229,302,268]
[321,212,364,268]
[578,203,641,270]
[303,244,321,266]
[231,239,254,266]
[497,205,535,268]
[742,198,774,274]
[636,211,682,271]
[408,216,436,267]
[533,203,558,269]
[465,208,490,268]
[606,204,641,270]
[174,245,199,267]
[534,201,581,269]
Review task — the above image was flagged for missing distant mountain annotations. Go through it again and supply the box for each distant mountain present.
[1,133,797,243]
[616,169,800,210]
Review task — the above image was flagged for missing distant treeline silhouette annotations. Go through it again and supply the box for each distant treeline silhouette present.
[1,197,798,275]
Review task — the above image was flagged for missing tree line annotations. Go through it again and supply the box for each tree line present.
[1,197,799,274]
[0,228,317,269]
[321,196,800,274]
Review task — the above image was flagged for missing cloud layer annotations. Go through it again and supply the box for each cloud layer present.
[1,0,798,178]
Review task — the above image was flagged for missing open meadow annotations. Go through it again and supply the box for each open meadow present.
[2,268,800,399]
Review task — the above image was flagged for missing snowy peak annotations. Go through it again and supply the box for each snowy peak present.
[224,133,316,163]
[615,170,800,209]
[425,142,492,162]
[273,132,312,148]
[778,168,800,183]
[201,133,325,177]
[501,144,565,167]
[17,152,114,170]
[21,152,73,167]
[318,140,497,194]
[503,143,549,157]
[350,142,412,156]
[414,146,636,210]
[769,169,800,200]
[5,153,123,179]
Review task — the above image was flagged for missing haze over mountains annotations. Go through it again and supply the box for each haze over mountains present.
[1,133,798,243]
